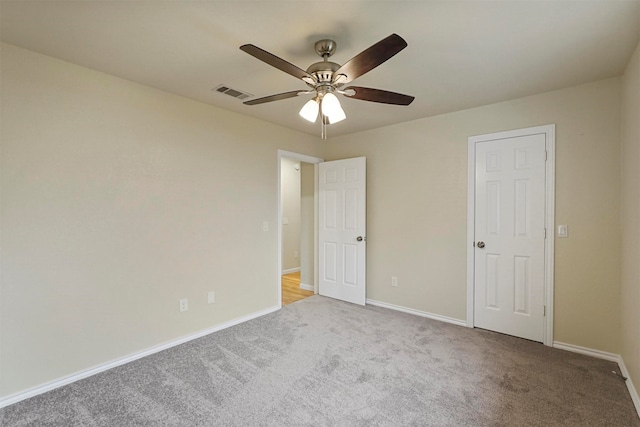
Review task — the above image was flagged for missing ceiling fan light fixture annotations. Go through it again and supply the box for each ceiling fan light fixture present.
[321,93,346,124]
[326,107,346,124]
[299,99,319,122]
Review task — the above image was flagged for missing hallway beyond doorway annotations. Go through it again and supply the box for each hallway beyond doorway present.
[282,272,313,306]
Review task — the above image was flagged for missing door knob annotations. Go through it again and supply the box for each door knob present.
[356,236,366,242]
[477,241,485,249]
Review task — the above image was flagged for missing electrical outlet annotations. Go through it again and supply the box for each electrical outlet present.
[208,291,215,304]
[179,298,188,312]
[391,276,398,287]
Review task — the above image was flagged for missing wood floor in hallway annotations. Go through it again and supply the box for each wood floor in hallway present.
[282,271,314,306]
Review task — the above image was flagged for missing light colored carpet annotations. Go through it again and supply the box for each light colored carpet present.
[1,295,638,426]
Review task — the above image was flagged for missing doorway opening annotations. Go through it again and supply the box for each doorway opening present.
[277,150,323,307]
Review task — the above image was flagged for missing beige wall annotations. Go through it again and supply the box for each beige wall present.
[0,44,322,397]
[324,78,622,353]
[280,157,301,272]
[621,41,640,401]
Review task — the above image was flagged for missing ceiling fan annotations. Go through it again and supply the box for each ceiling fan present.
[239,34,415,139]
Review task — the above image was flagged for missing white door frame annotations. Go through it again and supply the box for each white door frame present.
[277,150,324,307]
[466,125,555,346]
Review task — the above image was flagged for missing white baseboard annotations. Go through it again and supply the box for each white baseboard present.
[616,355,640,417]
[0,305,280,409]
[366,298,467,327]
[282,267,300,275]
[552,341,619,362]
[553,341,640,418]
[299,282,314,292]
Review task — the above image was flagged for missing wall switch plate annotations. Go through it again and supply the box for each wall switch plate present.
[294,250,299,258]
[179,298,188,312]
[263,221,269,232]
[391,276,398,287]
[558,225,568,238]
[208,291,215,304]
[283,217,289,225]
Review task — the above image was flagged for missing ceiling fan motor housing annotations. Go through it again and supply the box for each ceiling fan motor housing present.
[307,61,340,85]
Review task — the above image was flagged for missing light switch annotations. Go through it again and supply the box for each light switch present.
[558,225,568,238]
[283,217,289,225]
[263,221,269,232]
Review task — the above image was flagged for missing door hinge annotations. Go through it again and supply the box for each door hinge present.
[545,150,548,161]
[544,228,547,239]
[544,305,546,316]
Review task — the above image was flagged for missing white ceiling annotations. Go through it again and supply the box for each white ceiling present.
[1,1,639,139]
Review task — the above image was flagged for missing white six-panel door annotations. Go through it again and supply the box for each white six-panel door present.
[318,157,366,305]
[473,133,547,342]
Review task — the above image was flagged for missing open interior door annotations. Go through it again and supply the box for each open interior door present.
[318,157,366,305]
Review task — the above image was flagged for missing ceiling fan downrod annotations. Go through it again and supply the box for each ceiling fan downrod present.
[306,39,341,88]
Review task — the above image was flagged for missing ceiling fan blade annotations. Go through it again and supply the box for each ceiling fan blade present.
[243,90,305,106]
[333,34,408,84]
[240,44,315,84]
[343,86,415,105]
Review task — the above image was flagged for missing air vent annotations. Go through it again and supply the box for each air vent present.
[213,84,252,100]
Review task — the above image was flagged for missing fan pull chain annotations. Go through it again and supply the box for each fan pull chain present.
[321,116,327,140]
